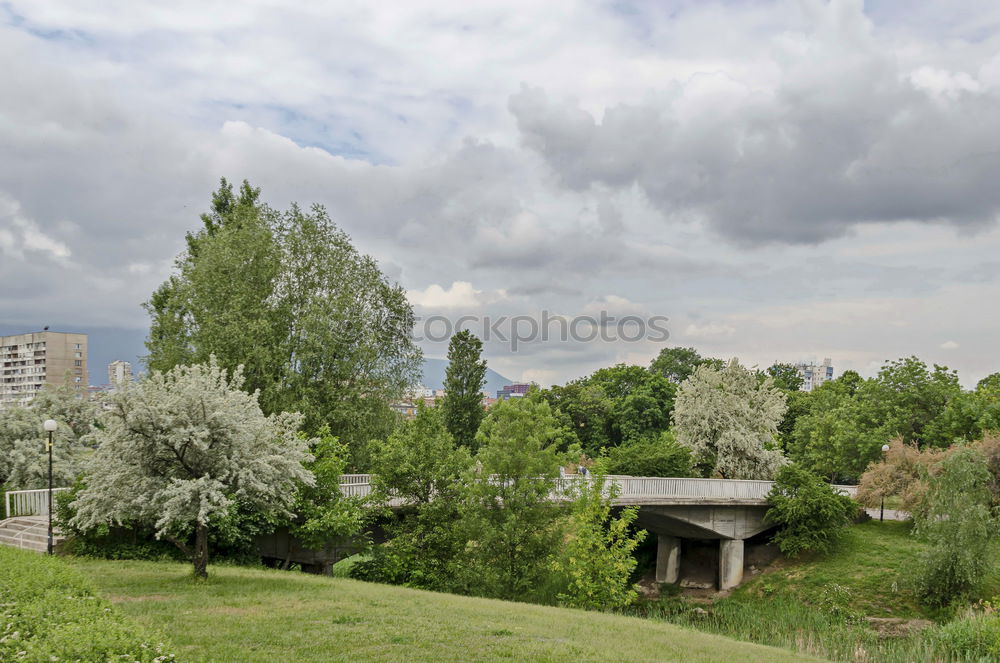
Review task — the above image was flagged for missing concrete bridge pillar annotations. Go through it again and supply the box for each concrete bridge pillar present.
[719,539,744,590]
[655,534,681,584]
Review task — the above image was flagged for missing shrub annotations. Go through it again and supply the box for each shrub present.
[551,471,647,611]
[911,447,998,606]
[765,464,858,557]
[0,546,175,662]
[928,603,1000,660]
[605,431,694,477]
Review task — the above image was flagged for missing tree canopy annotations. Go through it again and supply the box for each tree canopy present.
[70,361,314,577]
[673,359,787,479]
[145,178,422,460]
[441,330,487,450]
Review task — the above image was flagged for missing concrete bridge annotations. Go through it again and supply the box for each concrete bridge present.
[340,474,857,590]
[4,477,857,589]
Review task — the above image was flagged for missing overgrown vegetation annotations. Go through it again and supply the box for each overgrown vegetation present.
[766,464,858,556]
[911,447,999,606]
[631,521,1000,662]
[0,546,175,662]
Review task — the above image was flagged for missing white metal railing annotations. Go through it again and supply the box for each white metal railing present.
[4,488,69,519]
[336,475,857,504]
[339,474,372,485]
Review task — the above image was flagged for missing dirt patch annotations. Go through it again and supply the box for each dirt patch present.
[865,617,935,638]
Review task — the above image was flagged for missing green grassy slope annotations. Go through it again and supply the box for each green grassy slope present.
[71,559,824,663]
[732,520,1000,619]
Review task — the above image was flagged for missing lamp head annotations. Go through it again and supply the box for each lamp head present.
[43,419,58,432]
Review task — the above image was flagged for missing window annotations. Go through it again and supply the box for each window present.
[74,343,81,349]
[74,352,82,358]
[74,360,82,366]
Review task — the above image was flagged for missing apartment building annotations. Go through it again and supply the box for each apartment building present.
[796,357,834,392]
[108,359,133,386]
[0,331,88,408]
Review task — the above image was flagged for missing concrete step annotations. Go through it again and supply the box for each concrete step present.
[0,518,63,553]
[0,530,52,545]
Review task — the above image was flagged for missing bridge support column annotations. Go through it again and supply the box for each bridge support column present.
[655,534,680,584]
[719,539,744,590]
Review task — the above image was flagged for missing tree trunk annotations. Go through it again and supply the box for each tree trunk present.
[193,522,209,579]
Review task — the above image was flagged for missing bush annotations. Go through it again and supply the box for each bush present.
[911,447,998,606]
[928,603,1000,660]
[0,546,175,662]
[765,464,858,557]
[605,431,693,477]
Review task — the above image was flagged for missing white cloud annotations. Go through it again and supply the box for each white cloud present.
[407,281,507,309]
[1,0,999,386]
[941,340,960,350]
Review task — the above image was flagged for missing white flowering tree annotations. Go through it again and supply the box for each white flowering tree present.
[674,359,788,480]
[70,360,314,577]
[0,385,97,491]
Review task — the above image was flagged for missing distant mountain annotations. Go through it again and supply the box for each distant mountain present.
[421,357,514,397]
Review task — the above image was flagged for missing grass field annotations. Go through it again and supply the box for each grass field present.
[70,558,823,663]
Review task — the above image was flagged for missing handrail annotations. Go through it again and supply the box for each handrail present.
[4,487,70,518]
[336,475,858,503]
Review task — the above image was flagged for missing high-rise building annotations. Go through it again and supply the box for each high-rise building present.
[108,360,133,386]
[0,331,88,408]
[796,358,834,392]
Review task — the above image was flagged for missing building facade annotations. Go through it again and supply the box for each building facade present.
[0,331,88,408]
[496,382,531,400]
[108,359,133,386]
[795,358,834,392]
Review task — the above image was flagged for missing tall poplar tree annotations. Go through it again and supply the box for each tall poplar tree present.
[441,330,487,449]
[144,178,422,460]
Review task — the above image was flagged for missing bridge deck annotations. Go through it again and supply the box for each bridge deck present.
[337,475,857,506]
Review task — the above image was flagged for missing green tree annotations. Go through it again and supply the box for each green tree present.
[911,447,998,606]
[540,382,612,455]
[553,470,647,610]
[541,364,676,455]
[369,404,471,589]
[674,359,787,479]
[789,374,888,483]
[441,330,487,450]
[145,179,421,459]
[766,362,805,392]
[605,431,694,477]
[69,361,313,578]
[861,356,961,447]
[765,464,857,557]
[650,346,718,384]
[456,395,564,600]
[290,425,366,552]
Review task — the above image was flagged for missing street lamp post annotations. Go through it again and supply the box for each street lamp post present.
[880,443,890,522]
[43,419,58,555]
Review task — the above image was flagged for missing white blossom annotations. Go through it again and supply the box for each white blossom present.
[674,358,787,480]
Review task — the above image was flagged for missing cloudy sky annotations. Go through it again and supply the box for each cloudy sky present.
[3,0,1000,387]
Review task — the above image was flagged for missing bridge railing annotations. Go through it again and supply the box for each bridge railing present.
[4,488,70,519]
[336,475,857,503]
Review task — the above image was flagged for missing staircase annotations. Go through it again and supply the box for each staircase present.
[0,517,63,553]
